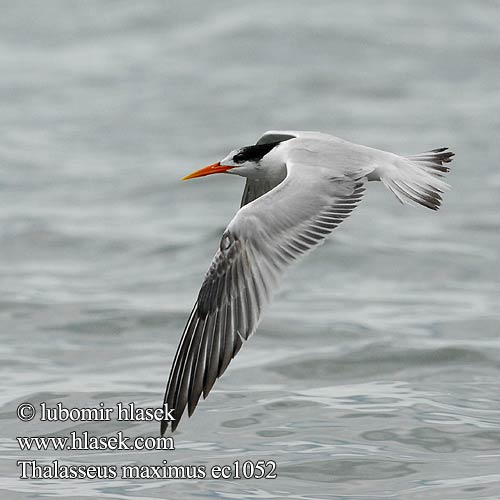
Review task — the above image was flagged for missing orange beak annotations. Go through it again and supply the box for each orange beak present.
[181,162,233,180]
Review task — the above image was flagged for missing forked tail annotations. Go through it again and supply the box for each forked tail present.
[379,148,454,210]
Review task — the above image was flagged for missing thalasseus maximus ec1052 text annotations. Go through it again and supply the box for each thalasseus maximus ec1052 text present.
[161,130,454,435]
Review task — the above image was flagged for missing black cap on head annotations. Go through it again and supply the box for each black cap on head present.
[232,141,283,164]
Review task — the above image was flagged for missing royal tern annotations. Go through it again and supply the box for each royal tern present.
[161,130,454,434]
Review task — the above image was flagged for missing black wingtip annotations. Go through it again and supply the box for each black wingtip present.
[160,419,168,437]
[160,417,180,436]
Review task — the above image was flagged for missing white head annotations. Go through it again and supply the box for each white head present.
[182,141,285,181]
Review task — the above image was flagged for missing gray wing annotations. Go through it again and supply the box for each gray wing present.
[161,162,366,435]
[240,177,286,207]
[255,131,297,145]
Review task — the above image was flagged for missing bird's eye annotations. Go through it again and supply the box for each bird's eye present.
[233,153,245,164]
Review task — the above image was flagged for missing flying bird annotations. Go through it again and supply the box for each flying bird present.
[161,130,454,434]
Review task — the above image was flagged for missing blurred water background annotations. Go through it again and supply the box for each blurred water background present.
[1,1,500,499]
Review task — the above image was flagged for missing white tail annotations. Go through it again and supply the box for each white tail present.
[377,148,454,210]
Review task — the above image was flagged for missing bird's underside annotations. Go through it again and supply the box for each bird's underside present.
[161,130,454,435]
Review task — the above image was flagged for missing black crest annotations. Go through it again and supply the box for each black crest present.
[232,141,283,164]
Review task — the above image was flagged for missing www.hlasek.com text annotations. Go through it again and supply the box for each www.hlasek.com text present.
[17,431,174,452]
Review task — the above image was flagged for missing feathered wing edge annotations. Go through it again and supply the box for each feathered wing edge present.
[160,235,280,436]
[160,179,366,435]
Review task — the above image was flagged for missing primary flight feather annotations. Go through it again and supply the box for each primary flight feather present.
[161,130,454,435]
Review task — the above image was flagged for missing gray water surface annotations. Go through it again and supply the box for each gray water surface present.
[1,1,500,499]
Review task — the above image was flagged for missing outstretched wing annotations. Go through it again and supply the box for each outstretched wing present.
[255,131,297,145]
[161,162,366,434]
